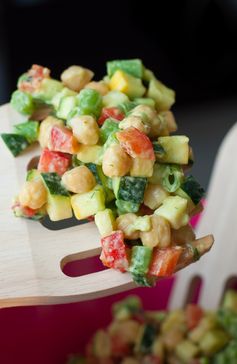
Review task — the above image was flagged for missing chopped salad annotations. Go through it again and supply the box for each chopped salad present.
[67,290,237,364]
[1,59,208,286]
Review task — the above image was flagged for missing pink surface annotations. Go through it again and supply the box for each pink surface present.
[0,206,203,364]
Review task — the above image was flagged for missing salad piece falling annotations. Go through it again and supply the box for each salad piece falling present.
[1,59,212,286]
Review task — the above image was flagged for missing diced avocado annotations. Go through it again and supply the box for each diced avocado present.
[112,176,147,204]
[96,165,115,202]
[115,199,140,214]
[109,70,146,98]
[33,78,64,103]
[51,87,77,109]
[147,78,175,111]
[132,215,151,232]
[77,88,102,118]
[157,136,189,164]
[136,323,157,354]
[175,187,195,214]
[95,208,115,237]
[56,96,77,120]
[10,90,35,115]
[103,90,129,108]
[77,145,103,164]
[181,175,205,205]
[155,196,189,229]
[1,133,29,157]
[134,97,156,107]
[71,185,105,220]
[26,169,41,181]
[13,120,39,143]
[222,290,237,314]
[148,163,165,185]
[199,329,229,356]
[107,59,143,78]
[40,172,72,221]
[175,339,200,363]
[47,194,72,221]
[100,118,120,144]
[129,246,153,276]
[41,172,69,196]
[130,158,154,177]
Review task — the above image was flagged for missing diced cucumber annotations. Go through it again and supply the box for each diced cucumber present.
[129,246,152,276]
[71,185,105,220]
[134,97,156,107]
[175,187,195,214]
[51,87,77,109]
[199,329,229,356]
[222,290,237,314]
[56,96,77,120]
[33,78,64,103]
[41,172,69,196]
[115,199,140,214]
[26,169,41,181]
[113,176,147,204]
[10,90,35,115]
[175,339,200,363]
[132,274,156,287]
[152,142,165,159]
[189,314,218,343]
[47,194,72,221]
[118,101,137,115]
[95,209,115,237]
[155,196,189,229]
[77,145,103,164]
[100,118,120,144]
[147,78,175,111]
[103,91,129,108]
[77,88,102,118]
[107,59,143,78]
[157,136,189,164]
[14,120,39,143]
[132,216,151,232]
[96,165,115,202]
[136,324,157,354]
[109,70,145,98]
[130,158,154,178]
[181,175,205,205]
[1,133,29,156]
[85,163,101,184]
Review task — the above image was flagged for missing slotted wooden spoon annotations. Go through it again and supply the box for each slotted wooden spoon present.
[0,104,213,308]
[170,122,237,310]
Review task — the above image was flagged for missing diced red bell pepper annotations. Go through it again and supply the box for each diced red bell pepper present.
[100,231,129,272]
[98,107,124,126]
[38,148,71,176]
[50,125,79,154]
[12,201,39,218]
[185,304,203,330]
[149,247,182,277]
[19,64,50,93]
[116,127,155,160]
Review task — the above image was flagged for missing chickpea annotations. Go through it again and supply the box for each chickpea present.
[119,115,150,134]
[71,115,99,145]
[62,166,96,194]
[144,184,169,210]
[60,65,94,92]
[19,179,47,210]
[38,116,63,149]
[132,104,157,121]
[140,215,171,248]
[102,144,132,177]
[85,81,109,96]
[116,213,139,239]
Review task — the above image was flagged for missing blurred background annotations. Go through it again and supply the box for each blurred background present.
[1,0,237,363]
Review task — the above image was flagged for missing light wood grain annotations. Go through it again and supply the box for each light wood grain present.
[0,104,213,308]
[170,122,237,309]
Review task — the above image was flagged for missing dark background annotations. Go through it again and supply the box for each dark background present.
[1,0,237,187]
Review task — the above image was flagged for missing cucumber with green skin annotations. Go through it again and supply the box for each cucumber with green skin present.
[115,199,140,214]
[114,176,147,204]
[181,175,205,205]
[41,172,69,196]
[10,90,35,115]
[26,169,41,181]
[107,59,143,78]
[132,274,156,287]
[137,324,157,354]
[99,118,120,144]
[129,246,152,276]
[14,120,39,143]
[1,133,29,156]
